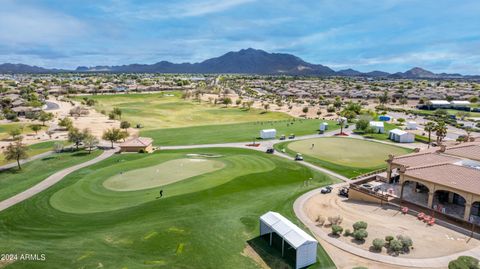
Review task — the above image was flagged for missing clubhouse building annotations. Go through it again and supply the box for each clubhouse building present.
[119,137,153,153]
[386,142,480,223]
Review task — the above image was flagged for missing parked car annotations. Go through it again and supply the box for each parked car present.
[279,135,286,140]
[320,186,333,194]
[288,134,296,139]
[294,153,303,161]
[266,148,274,154]
[339,187,349,197]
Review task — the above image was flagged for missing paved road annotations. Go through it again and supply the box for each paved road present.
[0,150,54,171]
[0,148,118,212]
[293,188,480,268]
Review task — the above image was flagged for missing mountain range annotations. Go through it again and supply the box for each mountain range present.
[0,48,476,79]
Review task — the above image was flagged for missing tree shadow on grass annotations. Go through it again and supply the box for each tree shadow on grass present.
[41,156,56,161]
[247,236,294,269]
[72,152,90,157]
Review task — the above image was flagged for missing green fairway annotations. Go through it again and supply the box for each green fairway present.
[75,92,292,129]
[276,137,412,178]
[142,119,339,146]
[0,140,69,166]
[103,158,226,191]
[0,148,337,269]
[0,123,47,140]
[0,149,102,201]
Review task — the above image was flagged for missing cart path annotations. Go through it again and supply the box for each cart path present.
[0,148,118,212]
[293,187,480,268]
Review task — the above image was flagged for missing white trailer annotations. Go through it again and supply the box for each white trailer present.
[260,129,277,139]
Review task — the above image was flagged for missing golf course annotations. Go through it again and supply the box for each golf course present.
[276,137,412,178]
[76,92,291,129]
[0,148,338,268]
[76,92,339,145]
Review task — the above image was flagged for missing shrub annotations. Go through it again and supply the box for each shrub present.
[353,221,368,231]
[328,215,342,225]
[331,225,343,235]
[389,239,403,253]
[138,149,146,153]
[385,235,394,242]
[448,256,480,269]
[353,229,368,241]
[343,229,352,236]
[316,215,326,226]
[396,235,413,249]
[372,238,385,251]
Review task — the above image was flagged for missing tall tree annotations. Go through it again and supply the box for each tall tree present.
[68,128,85,150]
[83,133,99,153]
[434,121,448,145]
[102,128,123,148]
[38,111,54,126]
[424,122,436,148]
[30,124,42,134]
[4,140,28,170]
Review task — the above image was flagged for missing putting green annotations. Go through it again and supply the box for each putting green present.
[287,137,410,168]
[50,152,277,213]
[103,158,225,191]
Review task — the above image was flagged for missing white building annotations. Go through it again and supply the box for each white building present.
[388,129,415,143]
[429,100,451,108]
[259,211,318,269]
[451,100,471,108]
[369,121,385,133]
[406,121,417,130]
[319,122,329,131]
[260,129,276,139]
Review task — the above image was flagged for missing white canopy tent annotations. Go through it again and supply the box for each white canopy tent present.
[319,122,329,131]
[260,211,318,269]
[389,129,415,143]
[369,121,385,133]
[260,129,277,139]
[406,121,417,130]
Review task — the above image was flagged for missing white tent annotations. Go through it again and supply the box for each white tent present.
[260,129,276,139]
[319,122,329,131]
[369,121,385,133]
[406,121,417,130]
[389,129,415,143]
[260,211,318,269]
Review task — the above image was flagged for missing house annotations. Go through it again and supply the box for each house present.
[369,121,385,133]
[388,129,415,143]
[119,137,153,153]
[259,211,318,269]
[260,129,276,139]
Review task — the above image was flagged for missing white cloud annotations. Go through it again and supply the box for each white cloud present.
[0,2,86,46]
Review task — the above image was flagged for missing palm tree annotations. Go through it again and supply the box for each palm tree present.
[424,122,435,148]
[434,121,448,145]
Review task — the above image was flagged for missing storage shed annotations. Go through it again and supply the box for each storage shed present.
[119,137,153,153]
[260,129,277,139]
[259,211,318,269]
[406,121,417,130]
[388,129,415,143]
[369,121,385,133]
[319,122,329,131]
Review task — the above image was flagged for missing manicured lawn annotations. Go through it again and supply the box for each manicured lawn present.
[275,137,412,178]
[0,123,47,140]
[0,140,69,166]
[0,148,337,268]
[74,92,292,129]
[413,109,480,118]
[142,119,339,146]
[0,149,102,201]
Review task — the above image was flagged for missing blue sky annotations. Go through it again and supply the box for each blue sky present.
[1,0,479,74]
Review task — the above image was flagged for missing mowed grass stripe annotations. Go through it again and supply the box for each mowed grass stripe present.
[276,137,412,178]
[0,148,337,268]
[142,119,339,146]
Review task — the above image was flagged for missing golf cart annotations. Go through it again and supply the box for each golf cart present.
[339,187,349,197]
[320,186,333,194]
[266,148,275,154]
[288,134,296,139]
[294,153,303,161]
[279,134,286,140]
